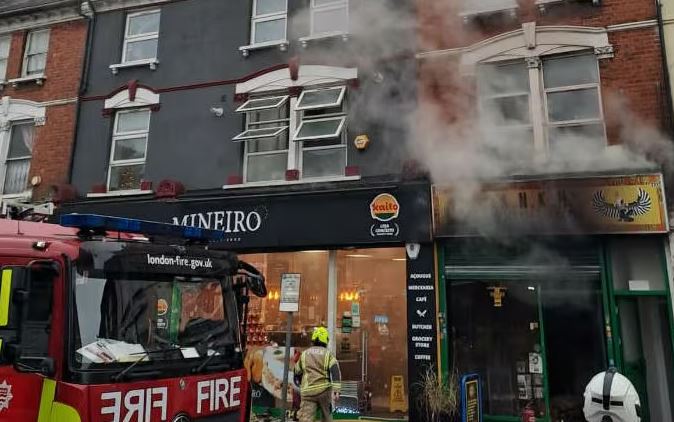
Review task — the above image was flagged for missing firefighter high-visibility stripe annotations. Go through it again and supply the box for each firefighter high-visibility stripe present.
[37,379,56,422]
[0,269,12,327]
[50,403,81,422]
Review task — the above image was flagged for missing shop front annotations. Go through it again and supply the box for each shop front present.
[58,181,437,421]
[433,173,674,422]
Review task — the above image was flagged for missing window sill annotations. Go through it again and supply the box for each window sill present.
[7,74,46,87]
[223,175,361,189]
[109,59,159,75]
[459,6,518,21]
[535,0,600,11]
[299,32,349,48]
[239,40,289,57]
[87,189,153,198]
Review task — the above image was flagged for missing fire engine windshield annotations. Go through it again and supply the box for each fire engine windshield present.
[71,241,241,370]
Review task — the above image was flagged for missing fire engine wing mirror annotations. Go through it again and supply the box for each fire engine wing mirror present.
[238,261,267,298]
[0,266,29,363]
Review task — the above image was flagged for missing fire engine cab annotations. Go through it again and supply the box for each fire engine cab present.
[0,214,267,422]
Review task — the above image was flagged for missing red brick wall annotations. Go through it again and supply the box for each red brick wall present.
[417,0,668,149]
[1,18,87,201]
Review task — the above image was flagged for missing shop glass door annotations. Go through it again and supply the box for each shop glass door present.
[335,248,408,419]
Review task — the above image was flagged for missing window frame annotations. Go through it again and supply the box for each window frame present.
[236,95,289,113]
[295,86,346,111]
[310,0,349,37]
[541,53,606,151]
[293,116,347,141]
[2,121,34,196]
[250,0,288,46]
[0,35,10,82]
[122,9,161,64]
[476,51,606,157]
[22,29,50,77]
[107,108,151,192]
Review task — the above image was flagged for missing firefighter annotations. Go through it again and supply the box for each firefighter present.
[294,326,341,422]
[583,368,641,422]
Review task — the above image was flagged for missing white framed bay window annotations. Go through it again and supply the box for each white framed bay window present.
[108,109,150,191]
[234,86,348,183]
[3,122,34,195]
[477,52,605,157]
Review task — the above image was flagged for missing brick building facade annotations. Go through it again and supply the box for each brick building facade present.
[0,1,86,213]
[417,1,674,421]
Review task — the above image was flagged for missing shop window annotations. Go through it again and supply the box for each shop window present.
[22,29,49,77]
[3,122,34,195]
[240,247,408,419]
[450,277,605,421]
[608,236,667,291]
[234,86,348,183]
[310,0,349,38]
[250,0,287,45]
[123,10,160,63]
[477,53,605,158]
[107,109,150,191]
[0,36,10,81]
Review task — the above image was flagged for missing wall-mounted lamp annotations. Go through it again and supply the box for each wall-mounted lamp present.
[210,107,224,117]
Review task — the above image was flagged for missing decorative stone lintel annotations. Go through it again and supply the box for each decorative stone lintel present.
[34,116,46,126]
[594,45,614,59]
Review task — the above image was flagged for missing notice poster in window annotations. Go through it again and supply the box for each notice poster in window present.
[279,273,301,312]
[517,374,532,400]
[460,374,482,422]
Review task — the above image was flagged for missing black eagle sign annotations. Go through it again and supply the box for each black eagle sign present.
[592,188,652,222]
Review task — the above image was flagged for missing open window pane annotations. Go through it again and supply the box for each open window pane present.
[125,38,158,62]
[255,0,286,15]
[547,88,600,122]
[312,5,348,35]
[253,18,286,44]
[128,11,160,36]
[233,126,288,142]
[4,159,30,194]
[116,110,151,133]
[296,87,345,111]
[113,137,147,161]
[236,96,288,113]
[109,164,144,191]
[543,54,598,88]
[246,153,287,182]
[294,117,345,141]
[302,147,345,178]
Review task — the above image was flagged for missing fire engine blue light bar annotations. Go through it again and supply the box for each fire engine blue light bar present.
[59,213,226,241]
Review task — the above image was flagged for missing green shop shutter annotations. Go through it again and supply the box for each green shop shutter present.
[444,237,600,279]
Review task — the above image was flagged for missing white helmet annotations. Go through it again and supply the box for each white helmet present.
[583,368,641,422]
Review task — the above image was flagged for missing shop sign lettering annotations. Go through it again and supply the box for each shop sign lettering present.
[172,210,262,233]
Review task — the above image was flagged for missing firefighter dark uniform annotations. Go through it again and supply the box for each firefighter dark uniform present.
[294,327,341,422]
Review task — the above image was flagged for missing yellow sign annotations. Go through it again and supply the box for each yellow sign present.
[433,174,668,235]
[487,286,507,307]
[389,375,408,413]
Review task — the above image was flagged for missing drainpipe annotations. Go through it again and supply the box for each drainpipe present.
[68,0,96,185]
[656,0,674,136]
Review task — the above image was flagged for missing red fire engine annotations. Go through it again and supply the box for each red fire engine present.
[0,214,266,422]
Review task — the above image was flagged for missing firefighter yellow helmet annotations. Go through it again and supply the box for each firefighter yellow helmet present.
[311,326,329,345]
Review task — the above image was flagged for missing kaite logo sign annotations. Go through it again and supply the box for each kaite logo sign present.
[370,193,400,222]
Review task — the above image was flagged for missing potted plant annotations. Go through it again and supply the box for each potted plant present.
[417,366,460,422]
